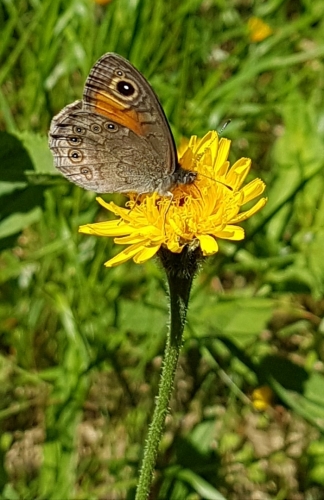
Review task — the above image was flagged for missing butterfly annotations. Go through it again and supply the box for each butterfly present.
[49,53,196,196]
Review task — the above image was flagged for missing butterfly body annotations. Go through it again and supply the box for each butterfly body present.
[49,53,196,195]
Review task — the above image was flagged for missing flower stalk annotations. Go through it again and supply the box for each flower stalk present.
[135,246,201,500]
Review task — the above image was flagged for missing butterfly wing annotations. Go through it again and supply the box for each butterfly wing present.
[83,53,177,176]
[49,53,178,194]
[49,100,172,193]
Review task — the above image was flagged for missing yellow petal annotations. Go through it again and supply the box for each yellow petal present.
[104,243,145,267]
[231,198,268,223]
[240,179,266,204]
[226,158,251,190]
[216,138,231,171]
[197,234,218,255]
[188,135,198,149]
[216,225,245,240]
[166,241,183,253]
[96,196,113,210]
[133,245,161,263]
[115,231,162,245]
[195,131,218,156]
[79,221,135,237]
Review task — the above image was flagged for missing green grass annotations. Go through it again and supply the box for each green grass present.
[1,0,324,498]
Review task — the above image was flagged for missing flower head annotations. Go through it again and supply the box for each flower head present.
[79,131,267,267]
[248,17,273,42]
[252,386,274,411]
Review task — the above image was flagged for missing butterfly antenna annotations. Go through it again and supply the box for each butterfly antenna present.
[197,172,233,191]
[218,119,231,136]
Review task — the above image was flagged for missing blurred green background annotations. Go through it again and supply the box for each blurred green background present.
[1,0,324,499]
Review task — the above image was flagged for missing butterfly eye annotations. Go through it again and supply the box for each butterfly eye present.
[80,167,93,180]
[69,149,83,163]
[68,137,82,146]
[73,125,86,135]
[116,80,135,97]
[105,122,118,132]
[90,123,102,133]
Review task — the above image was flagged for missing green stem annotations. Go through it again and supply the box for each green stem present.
[135,246,201,500]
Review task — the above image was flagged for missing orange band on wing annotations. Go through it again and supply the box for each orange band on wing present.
[93,91,145,136]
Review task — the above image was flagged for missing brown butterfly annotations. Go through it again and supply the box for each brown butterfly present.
[48,53,196,196]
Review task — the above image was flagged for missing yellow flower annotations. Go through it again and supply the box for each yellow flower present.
[79,131,267,267]
[252,386,274,411]
[248,17,273,42]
